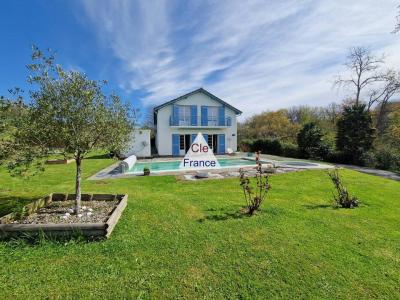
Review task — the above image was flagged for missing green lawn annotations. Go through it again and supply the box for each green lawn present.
[0,156,399,299]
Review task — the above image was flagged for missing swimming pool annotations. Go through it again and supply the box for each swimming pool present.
[128,158,259,174]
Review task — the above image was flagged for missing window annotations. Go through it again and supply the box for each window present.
[178,106,191,126]
[208,106,218,126]
[179,135,185,150]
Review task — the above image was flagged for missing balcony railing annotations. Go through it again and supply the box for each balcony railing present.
[169,115,232,127]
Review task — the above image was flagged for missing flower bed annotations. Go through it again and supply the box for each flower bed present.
[0,193,127,239]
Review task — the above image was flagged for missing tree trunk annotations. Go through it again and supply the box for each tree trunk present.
[356,86,361,106]
[75,156,82,214]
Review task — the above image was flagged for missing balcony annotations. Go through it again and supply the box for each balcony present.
[169,115,232,128]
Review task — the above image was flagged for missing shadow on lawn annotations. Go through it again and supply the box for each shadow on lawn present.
[86,153,112,159]
[198,207,251,222]
[303,204,332,210]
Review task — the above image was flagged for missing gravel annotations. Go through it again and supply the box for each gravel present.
[13,200,119,224]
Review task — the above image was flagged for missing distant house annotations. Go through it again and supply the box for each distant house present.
[153,88,242,156]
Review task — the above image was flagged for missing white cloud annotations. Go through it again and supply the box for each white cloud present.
[79,0,400,119]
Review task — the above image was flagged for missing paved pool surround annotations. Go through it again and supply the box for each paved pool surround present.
[88,153,334,180]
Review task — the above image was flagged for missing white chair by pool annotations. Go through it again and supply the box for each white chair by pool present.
[226,148,234,155]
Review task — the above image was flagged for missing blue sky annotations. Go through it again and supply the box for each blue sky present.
[0,0,399,122]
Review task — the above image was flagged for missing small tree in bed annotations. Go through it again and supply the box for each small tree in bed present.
[6,47,134,213]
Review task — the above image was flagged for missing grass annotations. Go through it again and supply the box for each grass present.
[0,155,399,299]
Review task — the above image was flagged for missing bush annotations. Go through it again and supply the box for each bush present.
[281,142,299,158]
[143,167,150,176]
[360,151,376,168]
[251,139,283,155]
[297,122,324,158]
[374,147,400,171]
[240,139,300,159]
[328,169,359,208]
[239,139,252,152]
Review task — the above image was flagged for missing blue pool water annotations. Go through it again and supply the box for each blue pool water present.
[129,158,258,174]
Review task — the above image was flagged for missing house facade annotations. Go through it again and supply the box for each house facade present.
[154,88,242,156]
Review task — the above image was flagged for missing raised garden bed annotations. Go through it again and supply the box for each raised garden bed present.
[0,193,127,239]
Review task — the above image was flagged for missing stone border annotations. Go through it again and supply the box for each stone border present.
[0,193,128,239]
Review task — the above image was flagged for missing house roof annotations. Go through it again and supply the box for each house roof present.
[153,88,242,115]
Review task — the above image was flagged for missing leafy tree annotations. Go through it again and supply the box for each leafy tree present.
[6,47,134,213]
[240,110,299,143]
[386,107,400,148]
[297,122,329,159]
[336,104,375,165]
[0,92,26,165]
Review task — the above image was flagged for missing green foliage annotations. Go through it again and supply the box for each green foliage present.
[374,147,400,172]
[251,139,282,155]
[239,163,271,215]
[297,122,330,159]
[336,104,375,165]
[328,169,359,208]
[143,166,150,176]
[240,139,299,158]
[238,110,300,144]
[280,142,299,158]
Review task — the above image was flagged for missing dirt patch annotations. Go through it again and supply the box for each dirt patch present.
[13,200,118,224]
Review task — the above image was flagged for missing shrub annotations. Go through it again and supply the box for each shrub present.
[239,139,252,152]
[239,163,271,215]
[360,151,376,168]
[327,169,359,208]
[143,167,150,176]
[297,122,323,158]
[248,138,283,156]
[297,122,332,160]
[374,147,400,171]
[281,142,299,158]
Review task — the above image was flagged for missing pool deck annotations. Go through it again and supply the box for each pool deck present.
[88,153,333,180]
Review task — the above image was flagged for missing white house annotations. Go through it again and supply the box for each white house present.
[154,88,242,156]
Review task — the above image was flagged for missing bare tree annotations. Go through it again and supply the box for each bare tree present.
[323,102,341,124]
[142,105,156,130]
[335,47,384,106]
[394,4,400,33]
[371,70,400,135]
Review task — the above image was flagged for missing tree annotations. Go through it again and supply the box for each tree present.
[297,122,328,159]
[369,70,400,135]
[0,91,26,166]
[6,47,134,213]
[394,4,400,33]
[241,110,299,143]
[336,104,375,165]
[335,47,384,106]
